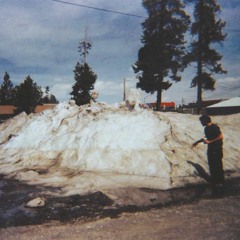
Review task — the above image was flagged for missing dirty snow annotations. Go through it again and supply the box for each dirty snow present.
[0,98,239,197]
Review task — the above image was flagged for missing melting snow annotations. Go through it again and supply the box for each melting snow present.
[0,100,239,196]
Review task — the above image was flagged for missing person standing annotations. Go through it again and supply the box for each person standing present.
[192,115,224,186]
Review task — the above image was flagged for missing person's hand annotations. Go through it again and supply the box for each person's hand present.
[192,138,204,148]
[192,142,198,148]
[202,138,210,144]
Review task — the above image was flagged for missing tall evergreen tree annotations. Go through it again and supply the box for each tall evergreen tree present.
[185,0,227,109]
[133,0,190,110]
[14,76,43,114]
[0,72,14,105]
[70,30,97,106]
[71,62,97,106]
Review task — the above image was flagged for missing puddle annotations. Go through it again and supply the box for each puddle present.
[0,174,240,228]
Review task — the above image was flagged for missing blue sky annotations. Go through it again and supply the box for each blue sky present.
[0,0,239,105]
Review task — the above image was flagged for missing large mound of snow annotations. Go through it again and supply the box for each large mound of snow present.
[0,101,239,195]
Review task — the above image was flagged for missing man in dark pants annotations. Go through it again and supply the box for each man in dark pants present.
[193,115,224,186]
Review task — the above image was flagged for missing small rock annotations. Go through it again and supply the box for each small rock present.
[25,197,45,208]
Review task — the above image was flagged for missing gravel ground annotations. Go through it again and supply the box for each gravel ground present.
[0,176,240,240]
[1,195,240,240]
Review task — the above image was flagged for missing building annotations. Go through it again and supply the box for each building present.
[179,99,227,115]
[206,97,240,115]
[0,104,57,121]
[0,105,15,120]
[147,102,176,111]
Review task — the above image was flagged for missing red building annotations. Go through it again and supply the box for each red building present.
[0,104,57,121]
[147,102,176,110]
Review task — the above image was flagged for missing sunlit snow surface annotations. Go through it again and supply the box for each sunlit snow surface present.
[0,101,239,196]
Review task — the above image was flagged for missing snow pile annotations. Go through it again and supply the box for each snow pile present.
[0,101,239,195]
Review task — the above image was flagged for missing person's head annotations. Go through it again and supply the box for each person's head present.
[199,115,211,126]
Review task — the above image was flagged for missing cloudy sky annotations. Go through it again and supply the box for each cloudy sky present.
[0,0,239,105]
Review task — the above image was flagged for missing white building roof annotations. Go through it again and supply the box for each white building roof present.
[207,97,240,108]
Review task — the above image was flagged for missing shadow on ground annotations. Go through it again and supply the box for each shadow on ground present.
[0,174,240,228]
[187,160,211,182]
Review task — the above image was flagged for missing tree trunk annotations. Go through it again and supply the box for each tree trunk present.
[197,0,203,114]
[197,61,203,113]
[156,88,162,111]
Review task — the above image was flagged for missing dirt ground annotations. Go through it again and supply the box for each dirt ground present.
[1,195,240,240]
[0,176,240,240]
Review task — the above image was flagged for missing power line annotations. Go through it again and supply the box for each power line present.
[50,1,240,32]
[50,0,146,19]
[226,28,240,32]
[225,29,240,34]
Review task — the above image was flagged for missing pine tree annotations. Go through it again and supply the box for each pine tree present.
[185,0,227,109]
[133,0,190,110]
[14,76,43,114]
[71,62,97,106]
[0,72,14,105]
[48,94,58,104]
[70,29,97,106]
[42,86,59,104]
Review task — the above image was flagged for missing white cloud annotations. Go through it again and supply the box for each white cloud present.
[95,80,123,96]
[51,82,72,102]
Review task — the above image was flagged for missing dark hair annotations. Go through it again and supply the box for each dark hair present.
[199,115,211,124]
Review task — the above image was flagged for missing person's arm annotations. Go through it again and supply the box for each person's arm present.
[192,138,204,147]
[202,133,223,144]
